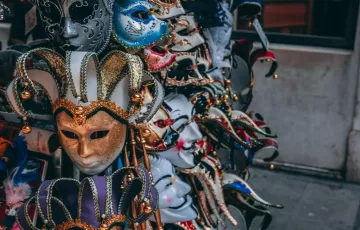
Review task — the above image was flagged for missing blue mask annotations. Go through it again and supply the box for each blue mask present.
[113,0,169,49]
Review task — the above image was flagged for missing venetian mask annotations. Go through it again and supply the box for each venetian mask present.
[142,45,176,71]
[35,0,113,53]
[6,49,165,176]
[150,155,198,223]
[113,0,169,50]
[158,94,203,168]
[148,0,185,19]
[169,15,205,52]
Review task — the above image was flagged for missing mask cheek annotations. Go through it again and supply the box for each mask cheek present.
[87,123,126,162]
[58,132,79,158]
[159,189,176,209]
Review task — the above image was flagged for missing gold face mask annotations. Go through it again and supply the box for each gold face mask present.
[56,111,126,175]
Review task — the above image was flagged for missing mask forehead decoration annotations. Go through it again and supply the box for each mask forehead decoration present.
[148,0,185,19]
[168,15,205,52]
[150,155,197,223]
[6,48,164,175]
[35,0,113,54]
[113,0,169,50]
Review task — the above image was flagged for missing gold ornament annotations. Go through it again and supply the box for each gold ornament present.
[269,164,275,169]
[224,95,229,101]
[21,90,31,100]
[215,100,221,105]
[142,129,151,138]
[225,79,231,85]
[233,94,238,101]
[131,93,142,104]
[273,74,279,79]
[75,105,84,115]
[143,202,153,214]
[22,123,32,134]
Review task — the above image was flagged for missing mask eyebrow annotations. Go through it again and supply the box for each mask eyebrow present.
[154,175,171,186]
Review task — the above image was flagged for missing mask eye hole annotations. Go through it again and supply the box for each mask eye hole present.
[69,0,96,24]
[61,130,79,139]
[90,130,109,140]
[131,10,150,20]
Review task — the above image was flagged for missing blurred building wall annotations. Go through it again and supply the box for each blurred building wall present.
[231,7,360,182]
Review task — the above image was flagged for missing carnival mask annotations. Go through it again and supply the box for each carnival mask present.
[143,45,176,71]
[165,52,213,87]
[35,0,113,53]
[148,0,185,19]
[158,94,202,168]
[113,0,169,49]
[150,155,197,223]
[7,49,165,176]
[169,16,205,52]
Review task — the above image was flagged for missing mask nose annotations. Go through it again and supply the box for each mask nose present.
[187,123,203,141]
[61,17,78,39]
[78,139,93,158]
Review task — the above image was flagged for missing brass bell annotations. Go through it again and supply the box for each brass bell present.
[266,58,271,62]
[99,223,108,230]
[20,90,31,100]
[142,129,151,138]
[75,105,84,115]
[225,79,231,85]
[225,88,230,93]
[269,164,275,169]
[143,202,153,214]
[22,123,32,134]
[191,99,197,104]
[223,95,229,101]
[215,100,221,105]
[273,74,279,79]
[233,94,238,101]
[126,173,133,183]
[131,93,142,104]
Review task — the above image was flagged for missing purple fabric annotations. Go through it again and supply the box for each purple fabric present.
[80,178,102,227]
[52,179,79,218]
[37,180,52,222]
[93,176,107,218]
[16,199,34,229]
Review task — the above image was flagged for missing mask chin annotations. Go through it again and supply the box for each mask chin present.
[113,1,169,50]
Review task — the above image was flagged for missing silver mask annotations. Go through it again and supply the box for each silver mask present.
[36,0,112,53]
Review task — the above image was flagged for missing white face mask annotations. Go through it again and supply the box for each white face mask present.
[150,156,197,223]
[158,94,203,168]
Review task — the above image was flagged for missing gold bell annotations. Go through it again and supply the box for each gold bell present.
[248,21,252,27]
[225,88,230,93]
[191,99,197,104]
[142,129,151,138]
[99,223,108,230]
[126,173,133,183]
[215,100,221,105]
[269,164,275,169]
[233,94,239,101]
[273,74,279,79]
[22,123,32,134]
[75,105,84,115]
[225,79,231,85]
[266,58,271,62]
[143,202,153,214]
[20,90,31,100]
[131,93,142,104]
[224,95,229,101]
[221,70,226,76]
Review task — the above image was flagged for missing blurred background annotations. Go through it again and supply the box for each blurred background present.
[0,0,360,229]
